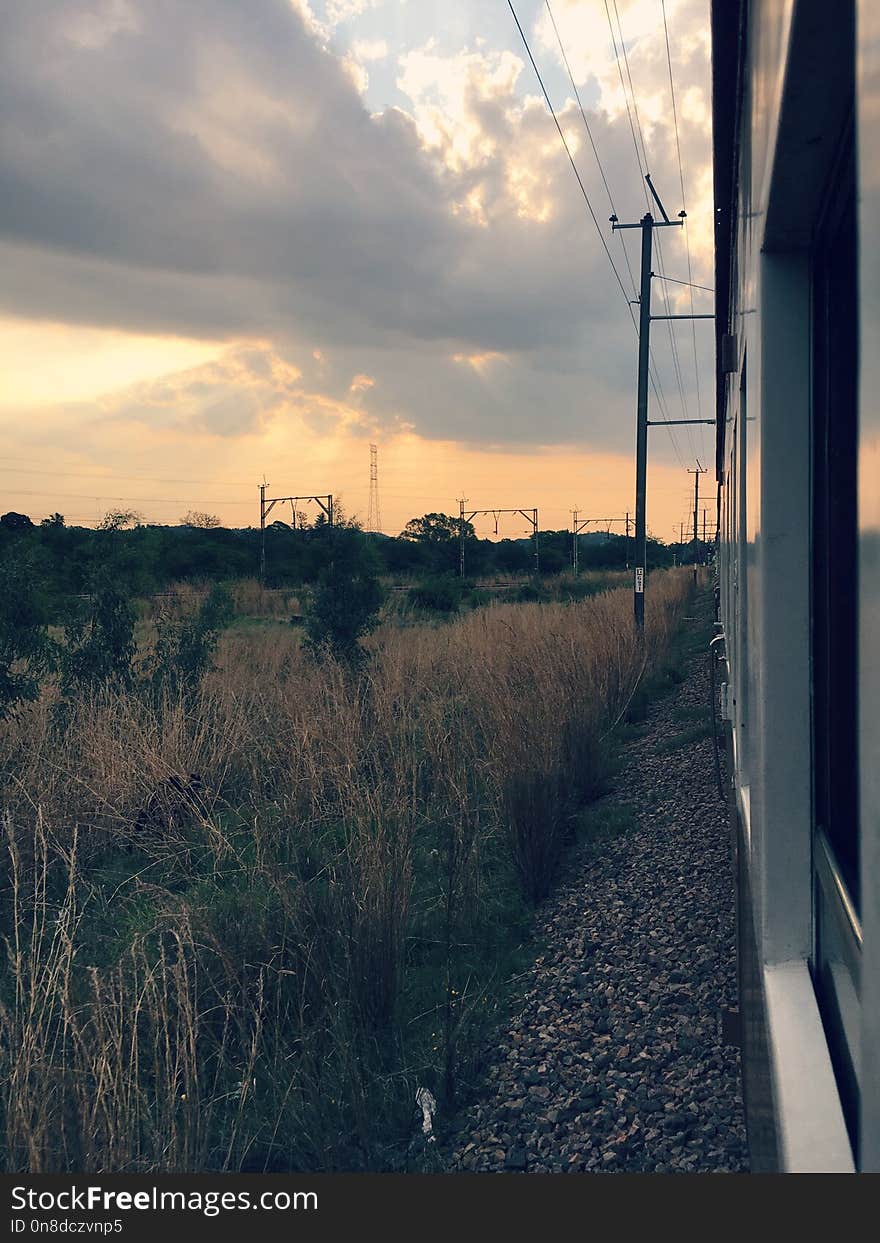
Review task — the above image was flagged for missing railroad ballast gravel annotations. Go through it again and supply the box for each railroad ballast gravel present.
[446,621,749,1173]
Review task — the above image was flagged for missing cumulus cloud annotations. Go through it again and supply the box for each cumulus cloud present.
[351,38,388,61]
[534,0,713,262]
[86,341,382,440]
[0,0,714,456]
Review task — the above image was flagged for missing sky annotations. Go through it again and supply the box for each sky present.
[0,0,716,543]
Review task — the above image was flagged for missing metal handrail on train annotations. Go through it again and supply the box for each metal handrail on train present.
[815,828,864,958]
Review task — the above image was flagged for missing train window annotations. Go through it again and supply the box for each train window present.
[810,121,861,1153]
[736,358,748,790]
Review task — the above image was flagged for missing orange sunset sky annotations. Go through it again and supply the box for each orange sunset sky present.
[0,1,716,544]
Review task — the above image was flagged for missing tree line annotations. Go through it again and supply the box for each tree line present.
[0,506,682,599]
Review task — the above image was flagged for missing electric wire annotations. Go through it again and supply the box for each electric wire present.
[6,7,704,527]
[542,0,681,461]
[606,0,696,462]
[0,459,254,487]
[604,0,651,211]
[652,274,714,293]
[543,0,638,300]
[506,0,632,307]
[611,0,651,184]
[4,488,256,505]
[601,0,689,462]
[508,0,684,466]
[661,0,709,462]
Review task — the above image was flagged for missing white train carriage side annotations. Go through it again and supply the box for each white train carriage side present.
[712,0,879,1172]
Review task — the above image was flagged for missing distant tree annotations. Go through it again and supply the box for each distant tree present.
[98,509,144,531]
[180,510,222,528]
[0,511,33,532]
[401,513,473,544]
[536,529,570,575]
[0,548,55,718]
[646,536,674,569]
[494,538,532,574]
[40,513,66,527]
[400,512,474,574]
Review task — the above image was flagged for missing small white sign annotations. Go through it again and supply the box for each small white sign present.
[635,567,645,593]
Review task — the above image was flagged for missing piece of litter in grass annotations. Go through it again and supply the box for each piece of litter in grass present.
[415,1087,437,1142]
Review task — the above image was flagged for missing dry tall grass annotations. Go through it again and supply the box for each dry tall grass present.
[0,570,690,1172]
[137,578,303,623]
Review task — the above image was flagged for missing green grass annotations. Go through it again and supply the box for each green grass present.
[572,800,637,845]
[227,615,301,631]
[0,572,698,1174]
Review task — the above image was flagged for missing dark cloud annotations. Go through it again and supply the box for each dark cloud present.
[0,0,712,454]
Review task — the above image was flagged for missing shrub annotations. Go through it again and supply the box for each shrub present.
[515,581,548,604]
[0,549,55,718]
[407,575,463,614]
[60,571,136,696]
[304,567,384,662]
[560,578,602,603]
[501,768,568,904]
[146,584,232,698]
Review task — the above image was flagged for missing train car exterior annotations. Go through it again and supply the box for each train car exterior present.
[712,0,879,1171]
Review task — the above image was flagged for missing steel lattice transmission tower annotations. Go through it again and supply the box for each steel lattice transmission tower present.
[367,443,381,533]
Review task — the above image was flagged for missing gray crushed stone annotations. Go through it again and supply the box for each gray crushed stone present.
[445,619,749,1173]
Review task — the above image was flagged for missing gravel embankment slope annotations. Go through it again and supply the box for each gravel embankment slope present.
[446,602,749,1173]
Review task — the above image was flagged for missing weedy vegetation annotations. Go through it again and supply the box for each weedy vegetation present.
[0,560,692,1172]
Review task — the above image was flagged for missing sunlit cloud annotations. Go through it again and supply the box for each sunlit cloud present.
[451,350,508,375]
[0,0,715,537]
[352,38,388,61]
[0,317,223,408]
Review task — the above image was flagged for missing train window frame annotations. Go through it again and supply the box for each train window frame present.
[809,117,862,1156]
[735,355,749,796]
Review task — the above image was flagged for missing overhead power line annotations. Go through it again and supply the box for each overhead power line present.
[0,459,253,487]
[544,0,638,299]
[611,0,651,186]
[3,488,255,505]
[605,0,695,463]
[508,0,685,467]
[604,0,650,211]
[661,0,708,460]
[506,0,631,306]
[653,273,714,293]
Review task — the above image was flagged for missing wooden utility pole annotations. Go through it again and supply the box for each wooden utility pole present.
[632,214,654,628]
[612,176,713,627]
[688,463,707,581]
[688,463,707,544]
[259,481,267,582]
[613,181,683,629]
